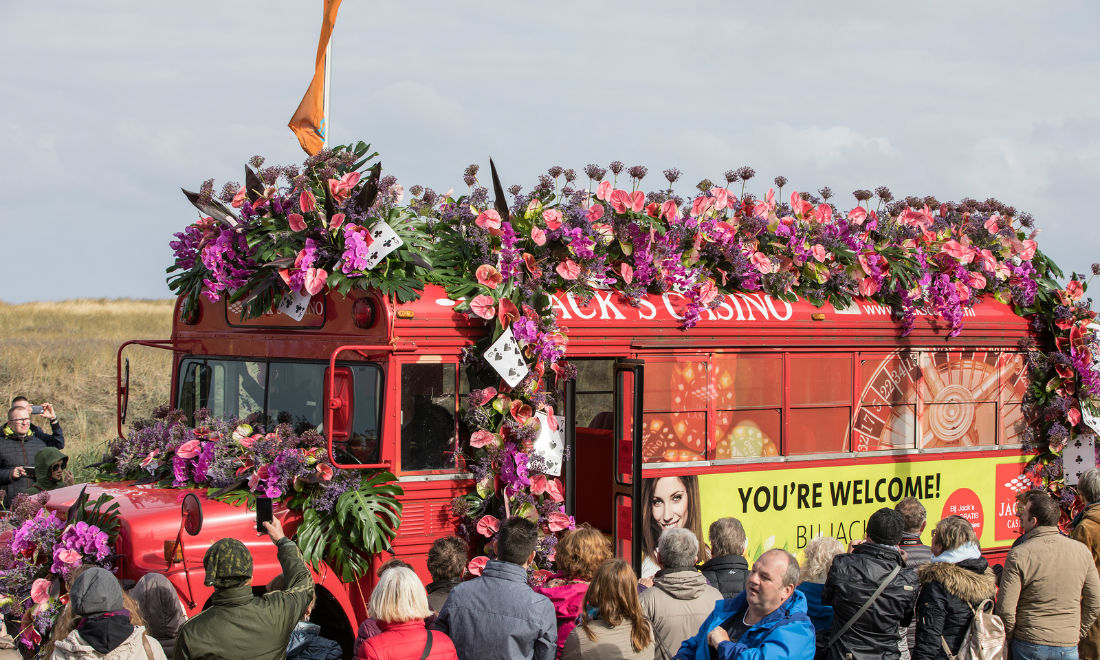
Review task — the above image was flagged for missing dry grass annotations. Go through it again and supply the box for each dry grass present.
[0,299,175,478]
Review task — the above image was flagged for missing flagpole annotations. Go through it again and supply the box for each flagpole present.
[322,37,331,149]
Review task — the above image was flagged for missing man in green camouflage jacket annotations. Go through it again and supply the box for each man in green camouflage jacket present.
[175,517,314,660]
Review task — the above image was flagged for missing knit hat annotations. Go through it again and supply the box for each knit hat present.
[203,538,253,588]
[70,567,124,616]
[866,507,905,546]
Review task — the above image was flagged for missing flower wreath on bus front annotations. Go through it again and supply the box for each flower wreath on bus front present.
[163,144,1099,565]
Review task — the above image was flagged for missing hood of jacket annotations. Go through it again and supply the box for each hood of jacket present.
[917,557,994,605]
[653,568,712,600]
[532,578,589,620]
[53,625,157,660]
[130,572,187,642]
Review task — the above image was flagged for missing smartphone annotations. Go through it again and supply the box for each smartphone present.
[256,497,273,534]
[30,405,43,415]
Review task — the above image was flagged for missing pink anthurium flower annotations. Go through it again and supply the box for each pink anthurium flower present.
[542,209,563,229]
[523,253,541,277]
[691,195,715,217]
[299,190,317,212]
[303,268,327,295]
[176,439,201,459]
[329,213,346,229]
[231,187,247,209]
[751,252,773,274]
[498,298,520,328]
[476,387,498,406]
[984,216,1000,234]
[288,213,306,232]
[586,203,604,222]
[591,223,614,245]
[618,262,634,285]
[661,200,680,222]
[858,277,882,297]
[476,264,504,289]
[31,579,52,605]
[711,187,729,211]
[140,451,157,468]
[609,189,631,214]
[546,478,565,503]
[546,512,573,532]
[847,207,867,225]
[327,172,361,206]
[510,399,533,423]
[476,515,500,537]
[1065,280,1084,302]
[811,244,828,262]
[470,430,496,448]
[467,556,489,576]
[57,548,82,565]
[530,474,549,495]
[966,272,987,290]
[469,295,497,320]
[316,463,333,481]
[530,226,547,246]
[556,260,581,280]
[813,203,832,224]
[596,180,613,201]
[475,209,502,230]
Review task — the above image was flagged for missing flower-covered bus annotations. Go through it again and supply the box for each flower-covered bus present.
[19,142,1094,657]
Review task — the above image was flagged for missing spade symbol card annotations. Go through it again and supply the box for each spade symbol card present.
[1063,434,1096,486]
[484,328,528,388]
[278,288,312,322]
[361,221,404,270]
[532,411,566,476]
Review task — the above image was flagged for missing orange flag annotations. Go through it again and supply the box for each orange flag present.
[289,0,343,155]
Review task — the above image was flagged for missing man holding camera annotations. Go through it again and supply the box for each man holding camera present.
[1,401,64,507]
[8,396,65,448]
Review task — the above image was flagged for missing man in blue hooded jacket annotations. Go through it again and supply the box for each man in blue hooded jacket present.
[674,548,815,660]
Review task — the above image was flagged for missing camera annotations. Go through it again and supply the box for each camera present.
[30,405,43,415]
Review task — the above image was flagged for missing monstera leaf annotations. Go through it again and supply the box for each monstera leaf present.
[295,470,402,582]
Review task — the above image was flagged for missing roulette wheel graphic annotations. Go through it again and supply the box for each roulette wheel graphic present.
[854,351,1028,451]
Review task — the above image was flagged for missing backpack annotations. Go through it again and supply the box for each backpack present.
[940,598,1005,660]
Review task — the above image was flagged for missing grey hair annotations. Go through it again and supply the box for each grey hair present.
[368,567,431,624]
[758,548,801,588]
[1079,468,1100,504]
[800,536,844,583]
[657,527,700,570]
[708,517,747,557]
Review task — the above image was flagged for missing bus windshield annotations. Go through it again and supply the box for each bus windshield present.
[177,357,383,463]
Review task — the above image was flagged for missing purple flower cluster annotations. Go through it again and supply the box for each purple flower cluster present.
[200,229,257,302]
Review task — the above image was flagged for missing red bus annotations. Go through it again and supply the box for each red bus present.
[45,283,1031,652]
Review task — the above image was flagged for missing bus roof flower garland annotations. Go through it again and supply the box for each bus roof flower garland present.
[0,489,120,655]
[165,142,1099,562]
[100,407,402,582]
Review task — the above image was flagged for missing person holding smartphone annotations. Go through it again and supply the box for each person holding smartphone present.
[7,396,65,448]
[1,402,63,507]
[175,515,315,660]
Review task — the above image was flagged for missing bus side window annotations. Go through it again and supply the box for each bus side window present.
[400,364,456,471]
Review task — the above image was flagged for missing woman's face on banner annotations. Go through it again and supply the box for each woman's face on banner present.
[650,476,688,530]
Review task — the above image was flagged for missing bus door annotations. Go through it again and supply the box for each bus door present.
[612,360,644,572]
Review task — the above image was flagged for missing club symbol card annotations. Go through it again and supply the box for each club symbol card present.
[278,288,312,322]
[532,411,566,476]
[484,328,529,388]
[1063,434,1096,486]
[362,221,404,270]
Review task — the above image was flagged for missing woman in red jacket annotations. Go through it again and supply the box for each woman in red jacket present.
[355,567,458,660]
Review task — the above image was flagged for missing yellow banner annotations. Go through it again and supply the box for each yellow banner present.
[691,454,1027,557]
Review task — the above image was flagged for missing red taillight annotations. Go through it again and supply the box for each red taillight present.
[352,298,377,329]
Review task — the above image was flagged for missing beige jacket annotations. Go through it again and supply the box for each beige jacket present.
[562,619,655,660]
[996,525,1100,646]
[51,625,167,660]
[639,569,723,660]
[1072,503,1100,659]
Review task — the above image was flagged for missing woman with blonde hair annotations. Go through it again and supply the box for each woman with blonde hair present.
[354,566,457,660]
[562,559,654,659]
[532,524,612,659]
[795,535,845,635]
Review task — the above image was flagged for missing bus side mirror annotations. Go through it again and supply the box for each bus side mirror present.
[324,366,354,446]
[120,357,130,425]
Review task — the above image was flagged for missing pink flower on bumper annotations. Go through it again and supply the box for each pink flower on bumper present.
[31,579,52,605]
[467,556,489,576]
[476,515,500,538]
[470,430,496,448]
[288,213,306,232]
[176,439,201,459]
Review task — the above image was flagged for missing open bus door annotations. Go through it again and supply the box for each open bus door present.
[613,360,644,573]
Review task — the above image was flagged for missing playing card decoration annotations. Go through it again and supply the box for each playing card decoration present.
[484,328,529,388]
[1063,434,1097,486]
[278,288,313,321]
[532,411,566,476]
[361,220,404,270]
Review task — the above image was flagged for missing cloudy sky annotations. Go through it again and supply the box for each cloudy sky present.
[1,1,1097,304]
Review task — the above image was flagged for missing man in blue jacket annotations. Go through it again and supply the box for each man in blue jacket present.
[433,516,556,660]
[674,548,815,660]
